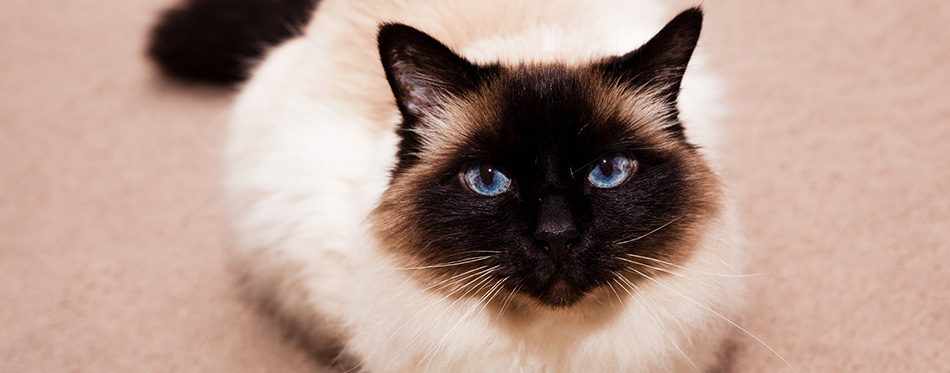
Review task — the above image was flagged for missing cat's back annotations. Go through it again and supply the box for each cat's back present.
[232,0,677,130]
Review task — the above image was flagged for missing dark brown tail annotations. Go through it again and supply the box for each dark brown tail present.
[147,0,320,84]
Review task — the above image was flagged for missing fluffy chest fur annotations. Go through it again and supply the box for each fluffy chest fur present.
[224,0,743,371]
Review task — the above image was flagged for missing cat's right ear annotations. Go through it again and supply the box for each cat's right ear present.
[378,24,480,121]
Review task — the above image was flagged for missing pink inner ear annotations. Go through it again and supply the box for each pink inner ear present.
[379,24,480,120]
[388,52,459,117]
[395,70,440,115]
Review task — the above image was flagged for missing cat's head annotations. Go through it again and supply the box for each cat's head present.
[371,8,722,308]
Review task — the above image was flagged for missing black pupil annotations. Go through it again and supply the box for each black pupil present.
[598,156,614,177]
[479,163,495,185]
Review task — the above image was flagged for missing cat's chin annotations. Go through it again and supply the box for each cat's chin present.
[526,276,591,308]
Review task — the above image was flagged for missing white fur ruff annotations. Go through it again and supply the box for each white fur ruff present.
[225,0,743,371]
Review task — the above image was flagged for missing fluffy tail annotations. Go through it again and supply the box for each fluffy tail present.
[147,0,320,84]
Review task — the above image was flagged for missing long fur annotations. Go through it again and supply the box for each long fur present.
[224,0,742,371]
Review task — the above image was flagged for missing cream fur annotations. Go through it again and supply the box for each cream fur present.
[225,0,742,371]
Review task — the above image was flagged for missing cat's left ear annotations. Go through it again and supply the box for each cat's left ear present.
[600,7,703,104]
[378,24,480,121]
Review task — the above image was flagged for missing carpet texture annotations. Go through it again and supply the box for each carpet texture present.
[2,0,947,371]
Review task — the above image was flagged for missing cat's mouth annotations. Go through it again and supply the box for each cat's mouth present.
[534,276,588,307]
[495,244,604,308]
[516,268,594,308]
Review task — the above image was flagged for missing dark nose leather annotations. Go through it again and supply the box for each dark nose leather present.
[533,194,579,262]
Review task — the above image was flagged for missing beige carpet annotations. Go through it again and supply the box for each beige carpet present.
[2,0,948,371]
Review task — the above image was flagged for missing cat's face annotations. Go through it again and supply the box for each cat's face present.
[372,9,721,308]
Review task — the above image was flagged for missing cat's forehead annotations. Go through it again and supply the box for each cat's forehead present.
[421,64,681,165]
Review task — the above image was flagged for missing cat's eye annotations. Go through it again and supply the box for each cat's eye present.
[588,153,635,189]
[463,162,511,196]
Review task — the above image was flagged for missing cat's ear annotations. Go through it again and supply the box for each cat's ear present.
[378,24,480,121]
[600,7,703,103]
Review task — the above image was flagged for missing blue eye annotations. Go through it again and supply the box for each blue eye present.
[463,162,511,196]
[588,153,635,189]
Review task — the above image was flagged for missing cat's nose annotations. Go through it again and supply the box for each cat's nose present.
[534,227,579,263]
[533,194,579,262]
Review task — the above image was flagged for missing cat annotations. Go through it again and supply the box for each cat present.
[150,0,745,371]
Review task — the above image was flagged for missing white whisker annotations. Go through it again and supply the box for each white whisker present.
[378,267,498,372]
[630,277,695,349]
[419,265,494,293]
[605,280,625,312]
[613,271,700,372]
[628,268,797,372]
[626,253,768,278]
[494,281,518,322]
[618,257,742,298]
[614,217,681,245]
[386,255,492,270]
[618,256,691,279]
[421,277,505,372]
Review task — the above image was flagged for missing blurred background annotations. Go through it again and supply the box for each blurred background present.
[1,0,947,371]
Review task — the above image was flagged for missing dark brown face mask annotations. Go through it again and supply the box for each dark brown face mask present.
[372,8,722,308]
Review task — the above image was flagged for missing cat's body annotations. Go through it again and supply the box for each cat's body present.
[201,0,746,371]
